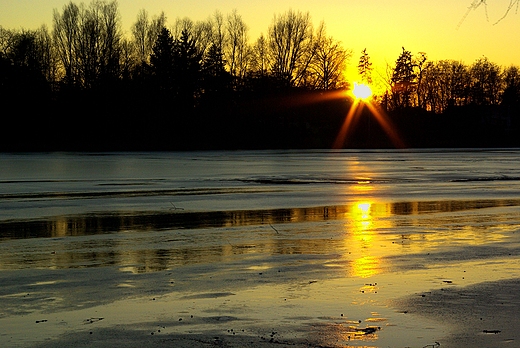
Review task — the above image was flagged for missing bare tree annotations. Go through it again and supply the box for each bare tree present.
[206,11,226,55]
[460,0,520,26]
[132,9,148,63]
[119,37,136,78]
[414,52,429,108]
[307,22,350,89]
[131,9,165,64]
[99,0,121,78]
[53,2,80,85]
[35,25,59,84]
[147,12,166,58]
[76,2,101,87]
[502,65,520,106]
[73,0,122,87]
[469,56,502,105]
[0,25,59,92]
[267,10,316,86]
[172,17,194,39]
[0,26,16,58]
[53,0,123,88]
[225,9,250,81]
[171,16,213,61]
[191,20,213,60]
[249,34,269,77]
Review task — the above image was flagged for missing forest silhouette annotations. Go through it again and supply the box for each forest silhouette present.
[1,1,519,151]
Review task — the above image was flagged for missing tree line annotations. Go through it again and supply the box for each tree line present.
[1,0,519,150]
[382,47,520,114]
[1,1,350,92]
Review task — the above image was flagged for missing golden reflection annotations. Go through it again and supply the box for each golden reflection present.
[352,256,379,278]
[1,199,518,273]
[347,201,383,278]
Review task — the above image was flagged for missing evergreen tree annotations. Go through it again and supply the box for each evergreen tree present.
[358,48,372,85]
[202,43,229,94]
[173,28,202,107]
[391,47,416,108]
[150,27,175,91]
[392,47,415,85]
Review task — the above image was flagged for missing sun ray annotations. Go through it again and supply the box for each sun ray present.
[333,83,405,149]
[364,102,406,148]
[332,98,363,149]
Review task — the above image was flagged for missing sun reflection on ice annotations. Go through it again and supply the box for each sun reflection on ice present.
[347,201,383,278]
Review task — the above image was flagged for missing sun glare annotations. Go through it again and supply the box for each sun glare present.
[352,82,372,100]
[333,82,405,149]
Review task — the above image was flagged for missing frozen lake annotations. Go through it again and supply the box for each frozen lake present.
[1,149,520,347]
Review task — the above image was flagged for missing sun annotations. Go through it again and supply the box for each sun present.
[352,82,372,100]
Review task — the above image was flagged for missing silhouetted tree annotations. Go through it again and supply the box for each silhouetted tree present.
[150,27,175,91]
[249,34,269,77]
[268,10,316,86]
[391,47,417,108]
[97,1,122,82]
[3,27,56,83]
[191,19,214,61]
[200,43,232,116]
[209,11,226,58]
[469,56,502,105]
[413,52,429,109]
[52,0,122,89]
[501,65,520,128]
[425,60,470,112]
[173,28,202,109]
[131,10,165,64]
[4,1,520,151]
[202,44,227,85]
[76,0,122,88]
[358,48,373,85]
[53,2,80,86]
[502,65,520,105]
[226,10,250,84]
[0,26,14,58]
[446,60,471,107]
[305,23,350,89]
[0,26,54,150]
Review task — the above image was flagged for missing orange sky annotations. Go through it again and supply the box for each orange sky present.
[2,0,520,88]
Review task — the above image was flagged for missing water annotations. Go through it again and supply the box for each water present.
[1,149,520,347]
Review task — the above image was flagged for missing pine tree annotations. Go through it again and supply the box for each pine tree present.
[391,47,417,108]
[202,43,230,94]
[172,28,202,108]
[150,27,175,91]
[357,48,373,85]
[392,47,415,85]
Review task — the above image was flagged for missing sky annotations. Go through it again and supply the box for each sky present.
[2,0,520,87]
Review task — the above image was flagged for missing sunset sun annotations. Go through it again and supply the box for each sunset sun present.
[352,82,373,100]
